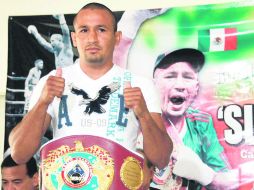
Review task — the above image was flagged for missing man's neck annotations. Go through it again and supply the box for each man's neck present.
[80,61,114,80]
[164,114,185,131]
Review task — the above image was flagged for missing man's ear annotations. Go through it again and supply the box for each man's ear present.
[32,172,39,187]
[114,31,122,46]
[71,32,77,47]
[195,80,200,97]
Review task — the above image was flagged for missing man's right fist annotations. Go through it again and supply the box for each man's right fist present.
[27,25,38,35]
[39,68,65,105]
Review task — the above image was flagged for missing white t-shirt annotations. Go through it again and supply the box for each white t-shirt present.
[29,63,161,151]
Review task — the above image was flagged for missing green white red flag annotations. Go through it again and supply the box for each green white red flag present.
[198,28,237,52]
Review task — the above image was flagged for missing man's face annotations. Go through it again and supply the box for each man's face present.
[1,165,38,190]
[50,34,63,50]
[35,60,44,70]
[154,62,199,117]
[71,8,121,66]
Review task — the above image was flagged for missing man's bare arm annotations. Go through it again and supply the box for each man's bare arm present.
[139,112,172,169]
[124,84,173,169]
[9,104,51,164]
[54,14,72,49]
[27,25,54,53]
[9,68,65,164]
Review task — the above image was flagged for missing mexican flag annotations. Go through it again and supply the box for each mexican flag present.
[198,28,237,52]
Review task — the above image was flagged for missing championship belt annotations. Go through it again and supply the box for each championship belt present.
[40,135,144,190]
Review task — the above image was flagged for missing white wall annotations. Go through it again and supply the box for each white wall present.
[0,0,242,165]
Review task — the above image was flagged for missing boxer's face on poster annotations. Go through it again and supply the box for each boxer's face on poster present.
[154,62,199,116]
[35,60,44,70]
[50,34,63,50]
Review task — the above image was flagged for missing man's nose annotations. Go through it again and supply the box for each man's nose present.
[88,30,98,42]
[174,77,185,91]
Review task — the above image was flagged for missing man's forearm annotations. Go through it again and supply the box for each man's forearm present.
[32,32,53,52]
[59,15,70,36]
[9,101,49,164]
[140,113,172,169]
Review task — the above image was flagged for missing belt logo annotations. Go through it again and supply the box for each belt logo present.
[62,157,92,188]
[41,140,114,189]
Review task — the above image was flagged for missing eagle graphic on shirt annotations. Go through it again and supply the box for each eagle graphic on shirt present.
[69,82,120,115]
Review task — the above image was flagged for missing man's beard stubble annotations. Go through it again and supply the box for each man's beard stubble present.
[85,54,104,65]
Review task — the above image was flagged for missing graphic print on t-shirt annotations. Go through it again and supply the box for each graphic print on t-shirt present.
[69,82,120,115]
[55,67,141,149]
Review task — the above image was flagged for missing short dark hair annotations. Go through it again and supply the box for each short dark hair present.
[154,48,205,75]
[1,155,38,178]
[73,2,117,32]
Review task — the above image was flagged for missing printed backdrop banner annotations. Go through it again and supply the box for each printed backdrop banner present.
[128,1,254,189]
[5,11,123,144]
[5,1,254,189]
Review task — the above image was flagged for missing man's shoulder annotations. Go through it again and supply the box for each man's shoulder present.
[114,65,151,80]
[61,62,78,75]
[113,65,155,91]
